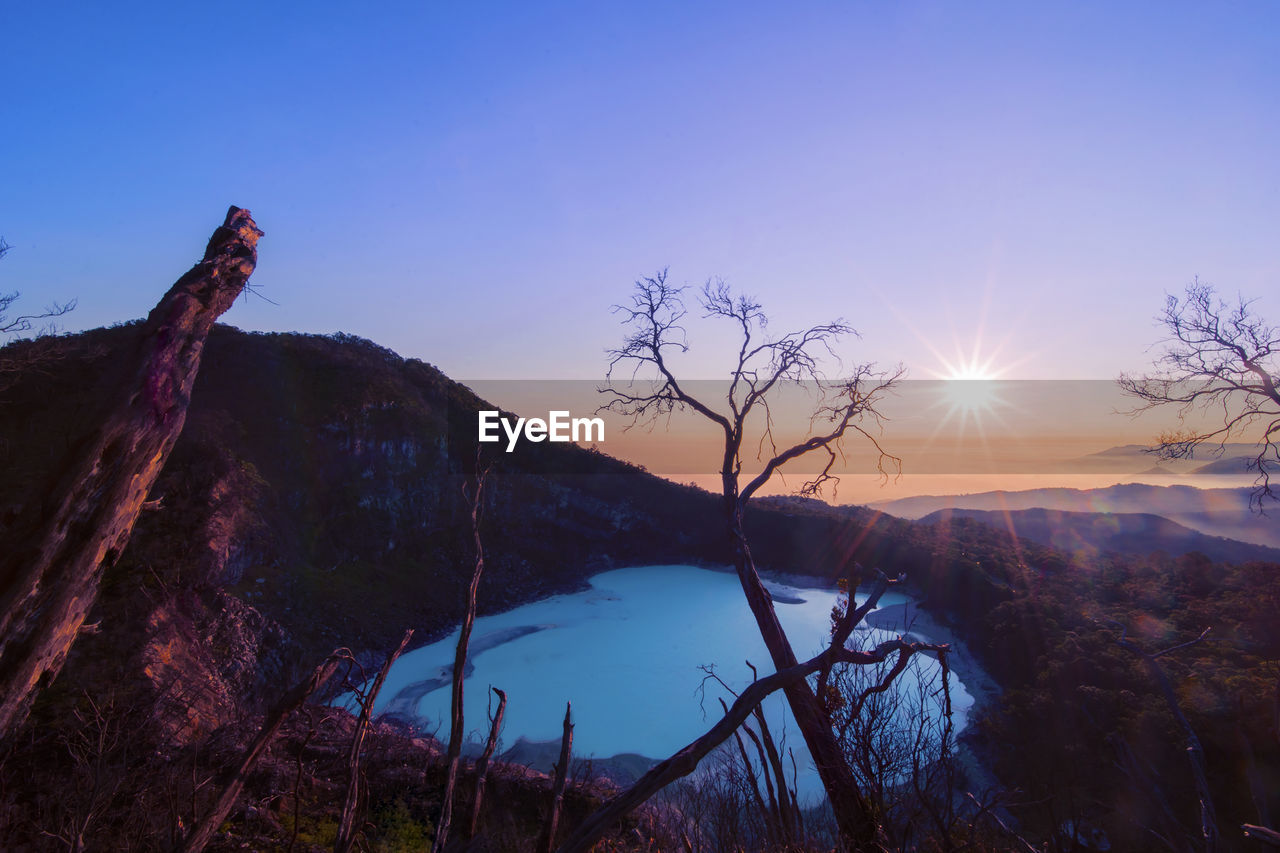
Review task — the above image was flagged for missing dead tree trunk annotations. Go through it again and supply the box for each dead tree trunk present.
[0,207,263,738]
[334,629,414,853]
[728,508,874,843]
[433,463,489,853]
[467,686,507,839]
[539,702,574,853]
[178,650,343,853]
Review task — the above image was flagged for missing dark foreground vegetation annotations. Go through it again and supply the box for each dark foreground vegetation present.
[1,316,1277,850]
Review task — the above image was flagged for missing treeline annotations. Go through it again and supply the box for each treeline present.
[910,514,1278,851]
[749,497,1279,849]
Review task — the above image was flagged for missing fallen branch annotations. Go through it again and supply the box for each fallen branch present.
[178,650,343,853]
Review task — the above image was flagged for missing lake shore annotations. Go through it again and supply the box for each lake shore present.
[489,588,1006,800]
[381,624,550,719]
[863,599,1004,794]
[862,600,1001,710]
[383,565,1005,801]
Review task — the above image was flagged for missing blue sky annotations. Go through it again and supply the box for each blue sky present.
[2,1,1276,379]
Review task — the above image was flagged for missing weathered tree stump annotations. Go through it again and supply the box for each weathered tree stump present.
[0,207,263,737]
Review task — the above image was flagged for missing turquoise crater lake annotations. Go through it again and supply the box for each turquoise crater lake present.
[363,565,972,803]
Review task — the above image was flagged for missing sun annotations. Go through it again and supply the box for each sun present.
[925,339,1017,448]
[933,341,1006,382]
[946,363,1000,381]
[939,377,1003,412]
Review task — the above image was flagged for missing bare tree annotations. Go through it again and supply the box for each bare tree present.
[42,690,139,853]
[601,271,903,845]
[539,702,574,853]
[1119,281,1280,510]
[0,237,76,337]
[0,236,80,393]
[828,632,959,851]
[467,686,507,838]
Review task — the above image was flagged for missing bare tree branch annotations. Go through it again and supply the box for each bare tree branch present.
[1244,824,1280,847]
[555,636,949,853]
[817,566,900,707]
[0,236,75,339]
[177,650,345,853]
[1119,280,1280,511]
[0,293,77,339]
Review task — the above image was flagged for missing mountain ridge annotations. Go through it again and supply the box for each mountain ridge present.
[870,481,1279,548]
[919,506,1280,564]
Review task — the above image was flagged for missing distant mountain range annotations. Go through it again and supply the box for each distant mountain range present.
[919,506,1280,564]
[1065,443,1264,475]
[870,482,1280,550]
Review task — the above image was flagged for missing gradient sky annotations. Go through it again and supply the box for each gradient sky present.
[2,1,1277,381]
